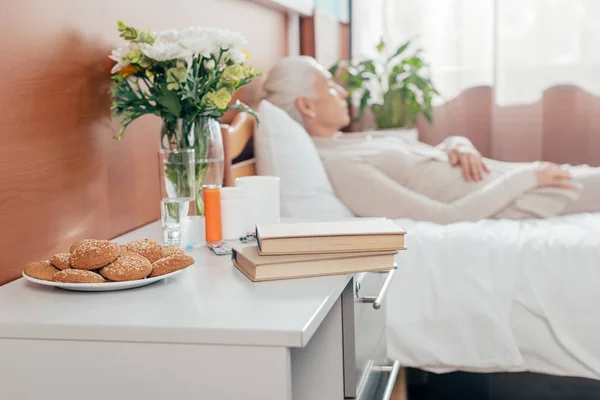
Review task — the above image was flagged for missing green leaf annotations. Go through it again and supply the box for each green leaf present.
[328,61,340,77]
[423,108,433,124]
[157,88,181,117]
[405,55,424,69]
[359,60,376,75]
[337,71,350,84]
[117,125,126,140]
[358,91,371,121]
[376,38,385,53]
[387,40,411,63]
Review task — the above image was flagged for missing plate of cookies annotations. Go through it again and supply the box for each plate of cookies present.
[22,239,195,292]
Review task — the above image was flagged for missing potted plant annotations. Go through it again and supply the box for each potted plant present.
[330,38,438,134]
[109,21,260,214]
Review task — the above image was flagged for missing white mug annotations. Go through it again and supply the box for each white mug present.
[235,176,281,234]
[181,216,206,248]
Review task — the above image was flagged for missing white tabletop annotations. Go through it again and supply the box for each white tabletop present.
[0,221,352,348]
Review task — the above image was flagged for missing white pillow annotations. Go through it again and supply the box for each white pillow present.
[254,100,354,219]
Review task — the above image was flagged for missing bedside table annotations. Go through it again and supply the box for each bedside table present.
[0,220,401,400]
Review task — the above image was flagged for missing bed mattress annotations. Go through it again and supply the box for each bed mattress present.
[387,212,600,380]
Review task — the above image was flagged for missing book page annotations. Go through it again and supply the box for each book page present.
[236,245,398,265]
[256,218,406,239]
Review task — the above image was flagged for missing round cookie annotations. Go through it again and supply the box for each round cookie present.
[70,239,96,253]
[49,253,71,270]
[53,269,105,283]
[24,261,59,281]
[151,254,195,277]
[70,240,121,270]
[99,252,152,282]
[161,245,185,258]
[125,239,163,263]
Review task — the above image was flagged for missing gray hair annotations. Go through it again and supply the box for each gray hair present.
[262,56,324,124]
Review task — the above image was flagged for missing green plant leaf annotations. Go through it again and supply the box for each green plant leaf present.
[359,60,377,75]
[405,55,424,69]
[376,38,385,53]
[423,108,433,123]
[328,61,340,77]
[358,91,371,121]
[337,71,350,84]
[157,88,182,117]
[387,40,411,63]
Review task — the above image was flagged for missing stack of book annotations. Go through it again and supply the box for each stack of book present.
[231,219,406,282]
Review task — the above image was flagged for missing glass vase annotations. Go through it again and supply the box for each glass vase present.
[157,149,196,245]
[161,116,225,215]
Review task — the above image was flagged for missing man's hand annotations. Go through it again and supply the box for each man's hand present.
[447,145,489,182]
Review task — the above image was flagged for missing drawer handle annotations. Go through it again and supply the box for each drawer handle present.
[358,264,398,310]
[372,360,401,400]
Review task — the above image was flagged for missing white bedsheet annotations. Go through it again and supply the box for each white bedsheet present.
[387,212,600,380]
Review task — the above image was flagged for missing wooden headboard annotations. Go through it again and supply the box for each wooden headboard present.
[222,112,258,186]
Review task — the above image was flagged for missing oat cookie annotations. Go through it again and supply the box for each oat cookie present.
[24,261,59,281]
[69,239,96,253]
[99,252,152,282]
[125,239,163,263]
[161,245,185,258]
[150,254,195,277]
[53,269,105,283]
[70,240,121,270]
[49,253,71,270]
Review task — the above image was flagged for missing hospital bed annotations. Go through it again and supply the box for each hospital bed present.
[222,109,600,389]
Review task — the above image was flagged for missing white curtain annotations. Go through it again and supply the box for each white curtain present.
[352,0,600,106]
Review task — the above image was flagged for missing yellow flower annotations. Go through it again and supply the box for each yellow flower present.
[202,88,232,110]
[119,64,140,78]
[242,50,250,59]
[243,65,258,78]
[221,65,245,85]
[166,64,187,90]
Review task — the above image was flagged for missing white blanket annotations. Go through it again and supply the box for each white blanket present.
[387,212,600,380]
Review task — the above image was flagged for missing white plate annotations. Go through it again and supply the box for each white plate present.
[22,269,185,292]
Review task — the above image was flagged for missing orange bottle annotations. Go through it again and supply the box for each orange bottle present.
[203,185,223,243]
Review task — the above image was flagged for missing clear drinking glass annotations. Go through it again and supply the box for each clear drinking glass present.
[161,199,188,245]
[158,149,196,245]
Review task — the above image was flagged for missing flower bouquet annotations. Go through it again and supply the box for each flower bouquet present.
[109,21,260,214]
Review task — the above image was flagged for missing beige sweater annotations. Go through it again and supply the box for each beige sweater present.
[313,134,582,223]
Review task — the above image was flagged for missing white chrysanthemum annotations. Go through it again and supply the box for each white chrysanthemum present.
[213,28,247,50]
[140,38,189,62]
[109,46,126,62]
[227,49,246,64]
[179,27,216,58]
[109,47,127,73]
[155,29,180,43]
